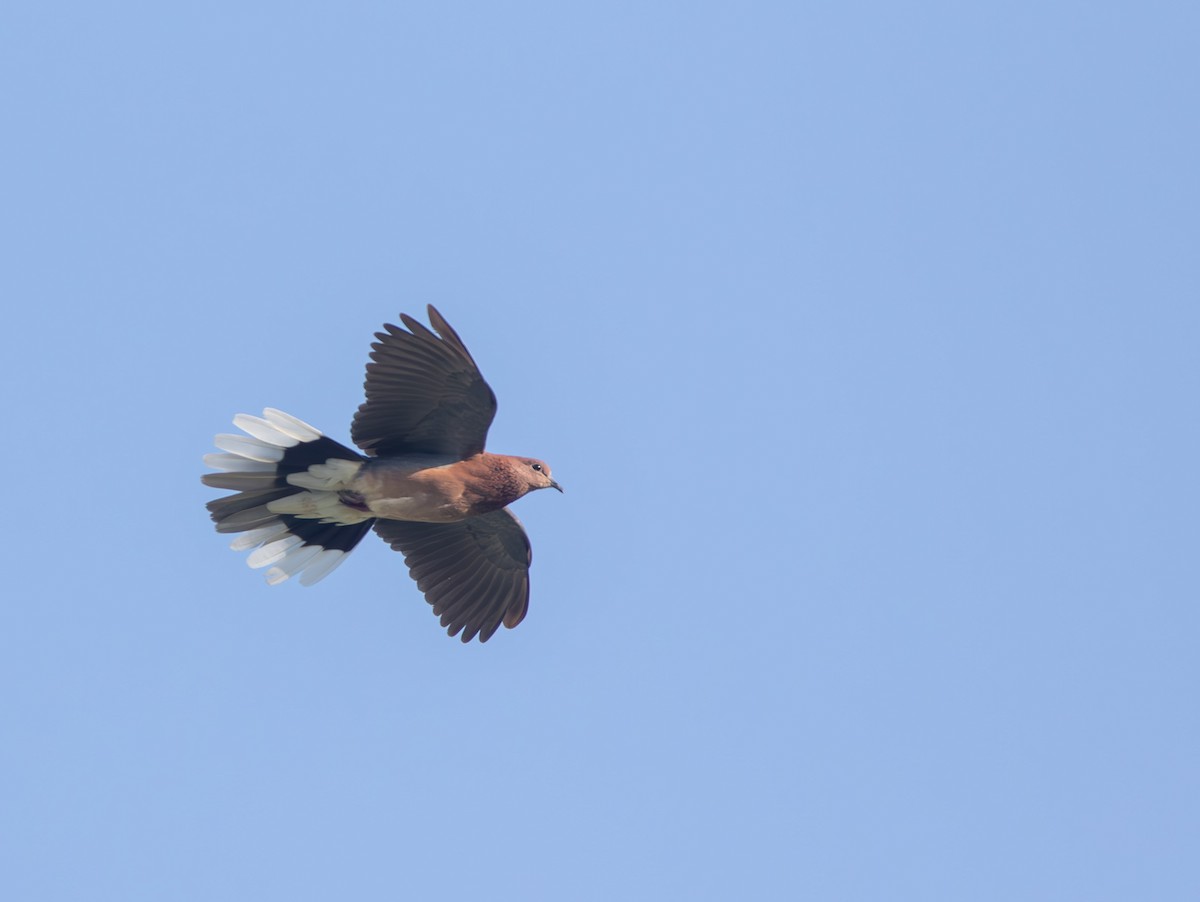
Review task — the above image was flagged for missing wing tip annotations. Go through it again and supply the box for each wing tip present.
[425,305,475,362]
[503,594,529,631]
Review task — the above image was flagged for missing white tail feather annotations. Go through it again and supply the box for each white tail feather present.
[214,434,285,463]
[233,414,301,448]
[265,544,324,584]
[297,549,348,586]
[247,534,304,568]
[263,408,322,442]
[205,453,277,472]
[229,523,291,552]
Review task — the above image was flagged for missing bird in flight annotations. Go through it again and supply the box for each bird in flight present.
[202,306,562,643]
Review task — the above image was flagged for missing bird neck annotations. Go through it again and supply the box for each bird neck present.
[459,453,529,513]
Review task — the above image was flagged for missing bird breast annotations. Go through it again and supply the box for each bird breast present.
[353,455,525,522]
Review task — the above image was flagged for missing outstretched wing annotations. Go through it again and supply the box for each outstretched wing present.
[351,305,497,459]
[373,509,532,643]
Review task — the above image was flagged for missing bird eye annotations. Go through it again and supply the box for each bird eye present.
[532,463,543,472]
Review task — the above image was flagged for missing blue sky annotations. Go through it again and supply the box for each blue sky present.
[3,2,1198,899]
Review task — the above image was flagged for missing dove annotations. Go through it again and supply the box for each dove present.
[203,306,561,642]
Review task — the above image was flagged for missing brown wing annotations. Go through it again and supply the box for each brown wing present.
[351,305,497,459]
[374,509,531,643]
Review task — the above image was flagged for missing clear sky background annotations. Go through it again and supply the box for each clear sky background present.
[3,3,1197,900]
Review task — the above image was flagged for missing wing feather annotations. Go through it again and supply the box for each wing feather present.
[373,509,532,643]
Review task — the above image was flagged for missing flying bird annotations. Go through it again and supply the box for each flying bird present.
[202,306,562,642]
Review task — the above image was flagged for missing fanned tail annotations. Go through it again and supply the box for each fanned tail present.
[203,408,374,585]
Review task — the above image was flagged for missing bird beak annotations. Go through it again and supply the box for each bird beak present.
[550,480,564,493]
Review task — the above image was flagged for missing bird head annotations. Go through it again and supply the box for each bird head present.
[517,457,563,493]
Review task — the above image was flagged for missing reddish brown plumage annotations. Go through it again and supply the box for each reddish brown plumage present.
[350,452,558,522]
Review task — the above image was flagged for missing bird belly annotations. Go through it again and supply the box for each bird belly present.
[354,457,475,522]
[367,494,469,522]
